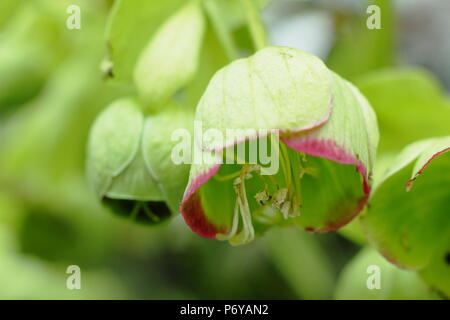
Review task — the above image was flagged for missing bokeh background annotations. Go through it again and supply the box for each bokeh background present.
[0,0,448,299]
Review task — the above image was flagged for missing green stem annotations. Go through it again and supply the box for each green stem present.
[241,0,268,50]
[204,0,239,60]
[289,151,303,216]
[141,202,160,222]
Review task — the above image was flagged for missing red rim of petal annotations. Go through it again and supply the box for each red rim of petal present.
[179,95,378,239]
[181,136,371,238]
[180,164,224,238]
[282,137,371,195]
[304,194,369,233]
[406,147,450,191]
[181,98,334,239]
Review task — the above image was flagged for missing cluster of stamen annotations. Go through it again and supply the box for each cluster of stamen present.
[217,145,309,245]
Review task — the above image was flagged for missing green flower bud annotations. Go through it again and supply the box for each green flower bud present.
[87,97,192,224]
[133,0,205,110]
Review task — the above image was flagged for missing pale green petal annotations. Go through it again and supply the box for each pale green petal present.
[196,46,332,150]
[134,0,205,108]
[106,149,163,201]
[104,0,184,82]
[284,72,379,231]
[87,98,143,198]
[284,71,379,182]
[142,105,194,213]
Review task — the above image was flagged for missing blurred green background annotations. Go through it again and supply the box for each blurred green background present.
[0,0,448,299]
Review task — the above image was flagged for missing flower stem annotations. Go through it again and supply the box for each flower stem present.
[204,0,239,61]
[289,151,303,217]
[241,0,268,51]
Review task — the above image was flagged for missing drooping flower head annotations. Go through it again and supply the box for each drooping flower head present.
[180,47,379,245]
[87,97,192,224]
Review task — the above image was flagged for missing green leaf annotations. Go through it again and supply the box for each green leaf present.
[196,46,332,150]
[419,232,450,300]
[134,0,205,109]
[335,248,440,300]
[327,0,394,79]
[355,68,450,152]
[362,136,450,297]
[104,0,184,83]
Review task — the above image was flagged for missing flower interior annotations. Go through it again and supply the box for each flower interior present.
[183,131,369,246]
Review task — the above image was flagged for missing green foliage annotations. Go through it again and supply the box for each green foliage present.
[362,137,450,297]
[327,0,394,79]
[355,68,450,152]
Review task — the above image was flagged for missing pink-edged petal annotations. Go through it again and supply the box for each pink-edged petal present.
[280,72,378,232]
[305,194,369,234]
[180,164,223,238]
[283,137,370,195]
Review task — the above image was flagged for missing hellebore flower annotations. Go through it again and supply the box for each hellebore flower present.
[87,97,192,224]
[180,47,379,245]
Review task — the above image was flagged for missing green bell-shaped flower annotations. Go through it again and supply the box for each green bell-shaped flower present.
[180,47,379,245]
[87,97,192,224]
